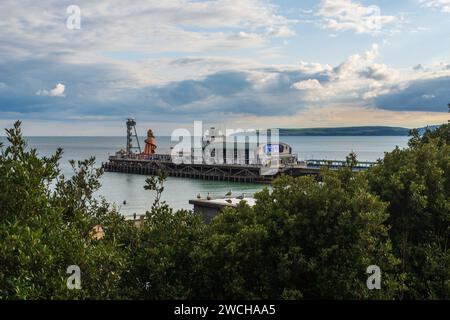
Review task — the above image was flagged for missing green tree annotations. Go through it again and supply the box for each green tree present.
[2,120,448,300]
[367,124,450,299]
[0,121,131,299]
[199,169,402,299]
[125,171,206,299]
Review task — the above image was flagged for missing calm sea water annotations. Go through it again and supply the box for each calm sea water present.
[0,136,409,215]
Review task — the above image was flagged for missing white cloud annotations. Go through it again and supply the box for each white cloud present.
[298,61,333,74]
[36,83,66,97]
[1,0,449,132]
[0,0,296,61]
[266,25,296,37]
[230,105,449,130]
[290,44,426,102]
[361,63,400,81]
[333,44,380,79]
[420,0,450,13]
[315,0,396,34]
[292,79,323,90]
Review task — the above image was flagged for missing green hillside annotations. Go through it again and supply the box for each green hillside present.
[279,126,410,136]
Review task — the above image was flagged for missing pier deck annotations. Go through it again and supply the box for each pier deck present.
[102,156,375,184]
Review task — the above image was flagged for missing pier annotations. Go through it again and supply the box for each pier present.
[102,155,375,184]
[103,155,274,183]
[102,119,376,183]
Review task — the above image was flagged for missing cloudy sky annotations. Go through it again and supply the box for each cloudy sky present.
[0,0,449,135]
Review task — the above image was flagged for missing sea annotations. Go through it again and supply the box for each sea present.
[0,136,409,216]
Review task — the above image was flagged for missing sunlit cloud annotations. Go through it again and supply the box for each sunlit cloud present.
[0,1,449,134]
[420,0,450,13]
[315,0,397,34]
[36,83,66,97]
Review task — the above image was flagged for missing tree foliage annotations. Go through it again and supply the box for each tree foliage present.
[197,170,401,299]
[0,121,448,300]
[367,124,450,299]
[0,121,131,299]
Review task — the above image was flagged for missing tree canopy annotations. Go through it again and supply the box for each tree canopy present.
[0,121,448,300]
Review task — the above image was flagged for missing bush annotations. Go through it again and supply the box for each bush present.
[0,121,130,299]
[367,124,450,299]
[0,121,448,299]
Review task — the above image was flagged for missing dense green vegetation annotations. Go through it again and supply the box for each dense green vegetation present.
[0,121,448,299]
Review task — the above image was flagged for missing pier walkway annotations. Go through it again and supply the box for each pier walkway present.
[102,155,376,184]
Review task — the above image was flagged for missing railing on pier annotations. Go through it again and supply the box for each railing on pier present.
[304,159,376,170]
[102,156,378,184]
[109,153,267,168]
[110,154,172,162]
[109,154,377,171]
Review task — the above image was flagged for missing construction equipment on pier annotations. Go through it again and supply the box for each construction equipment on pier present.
[126,118,141,155]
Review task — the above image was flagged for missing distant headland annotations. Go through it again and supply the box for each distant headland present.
[229,125,441,137]
[279,126,426,136]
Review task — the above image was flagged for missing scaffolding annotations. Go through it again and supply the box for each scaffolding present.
[126,118,141,155]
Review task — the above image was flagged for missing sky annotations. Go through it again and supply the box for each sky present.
[0,0,449,135]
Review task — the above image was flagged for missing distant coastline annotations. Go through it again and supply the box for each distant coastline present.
[279,126,412,136]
